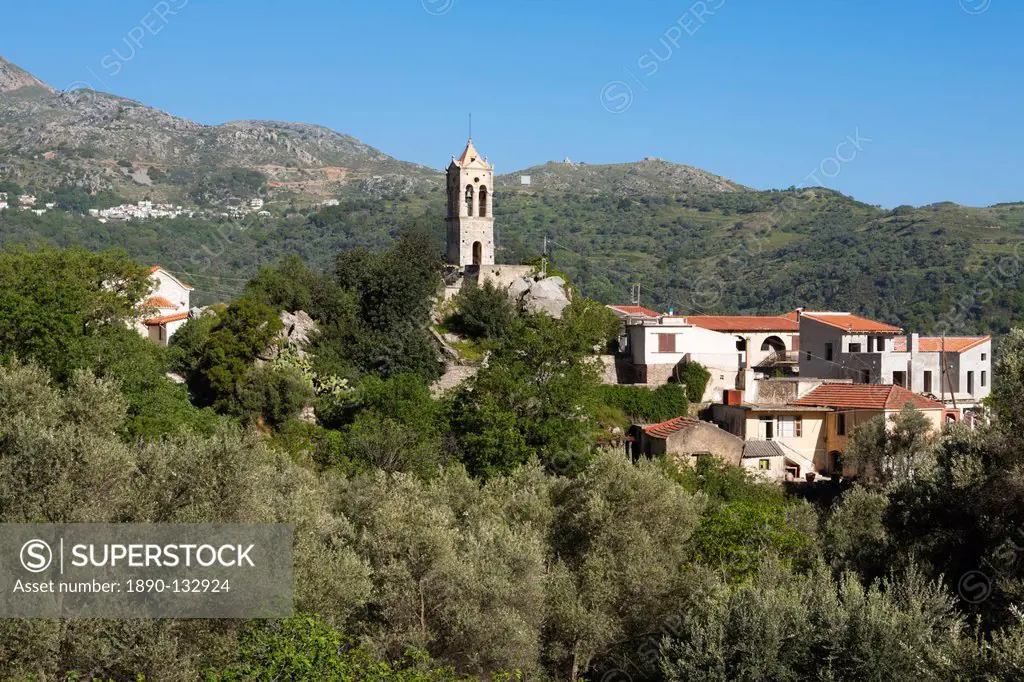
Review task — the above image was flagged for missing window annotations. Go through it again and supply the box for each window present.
[982,370,987,387]
[836,413,847,436]
[868,337,874,352]
[758,459,771,470]
[760,416,775,440]
[861,369,871,384]
[924,370,933,393]
[805,350,812,361]
[982,353,987,361]
[657,334,676,353]
[968,371,975,395]
[825,342,834,362]
[777,415,802,438]
[849,343,862,353]
[478,186,488,217]
[465,185,474,216]
[893,371,907,388]
[877,337,886,352]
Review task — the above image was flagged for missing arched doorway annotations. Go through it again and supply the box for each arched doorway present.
[472,241,482,266]
[761,336,786,353]
[829,451,843,476]
[479,186,488,217]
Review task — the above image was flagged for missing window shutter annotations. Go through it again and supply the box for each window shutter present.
[658,334,676,353]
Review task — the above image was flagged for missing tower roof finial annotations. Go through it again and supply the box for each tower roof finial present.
[468,112,472,142]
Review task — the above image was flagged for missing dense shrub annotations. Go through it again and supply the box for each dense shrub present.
[447,281,516,340]
[676,361,711,403]
[596,383,690,423]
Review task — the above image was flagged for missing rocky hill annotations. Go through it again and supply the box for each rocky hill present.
[497,157,744,196]
[0,57,440,203]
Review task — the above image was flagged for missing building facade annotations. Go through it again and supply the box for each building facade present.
[796,310,990,411]
[136,266,192,346]
[622,316,743,401]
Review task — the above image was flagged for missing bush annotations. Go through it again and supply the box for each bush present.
[236,365,314,428]
[448,281,516,340]
[596,383,689,423]
[676,361,711,403]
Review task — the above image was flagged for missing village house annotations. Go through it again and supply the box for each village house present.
[614,314,743,402]
[685,314,801,372]
[796,310,990,417]
[135,266,192,346]
[713,383,949,481]
[629,416,744,466]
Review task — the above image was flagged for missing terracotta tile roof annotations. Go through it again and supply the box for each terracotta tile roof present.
[643,416,700,439]
[892,336,991,353]
[800,312,902,334]
[685,315,799,332]
[144,311,189,326]
[607,304,661,318]
[791,383,944,410]
[142,296,177,308]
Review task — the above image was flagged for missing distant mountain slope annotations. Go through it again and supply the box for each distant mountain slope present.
[0,57,440,203]
[497,157,745,196]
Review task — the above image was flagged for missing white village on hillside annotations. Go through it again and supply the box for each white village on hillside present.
[138,137,992,485]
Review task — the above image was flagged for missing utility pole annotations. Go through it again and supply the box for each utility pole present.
[540,235,548,277]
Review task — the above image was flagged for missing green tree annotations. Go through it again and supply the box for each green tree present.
[847,404,937,485]
[0,247,151,380]
[450,299,613,477]
[190,299,283,410]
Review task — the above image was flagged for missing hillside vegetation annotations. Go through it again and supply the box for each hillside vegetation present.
[3,55,1024,334]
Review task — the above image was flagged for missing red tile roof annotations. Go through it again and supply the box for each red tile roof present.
[791,383,944,410]
[800,312,902,334]
[891,336,991,353]
[144,311,189,326]
[643,416,699,438]
[142,295,177,309]
[608,305,661,318]
[685,315,799,332]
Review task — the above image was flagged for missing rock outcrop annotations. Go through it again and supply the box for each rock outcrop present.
[507,275,572,318]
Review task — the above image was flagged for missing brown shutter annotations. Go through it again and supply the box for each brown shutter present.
[658,334,676,353]
[790,335,800,351]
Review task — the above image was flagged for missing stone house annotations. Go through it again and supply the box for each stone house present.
[630,416,744,466]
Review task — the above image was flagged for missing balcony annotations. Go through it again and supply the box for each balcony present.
[756,350,800,368]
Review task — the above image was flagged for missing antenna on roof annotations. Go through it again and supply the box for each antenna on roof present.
[631,283,641,306]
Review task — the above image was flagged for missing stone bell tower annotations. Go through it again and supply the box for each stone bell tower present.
[446,138,495,268]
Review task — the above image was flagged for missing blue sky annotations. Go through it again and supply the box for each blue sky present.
[2,0,1021,207]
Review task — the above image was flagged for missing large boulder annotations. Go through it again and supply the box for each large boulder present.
[507,275,571,318]
[279,310,317,349]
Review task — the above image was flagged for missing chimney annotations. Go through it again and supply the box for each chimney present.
[795,307,805,320]
[910,333,919,353]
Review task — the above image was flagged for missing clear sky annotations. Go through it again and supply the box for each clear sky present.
[2,0,1021,207]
